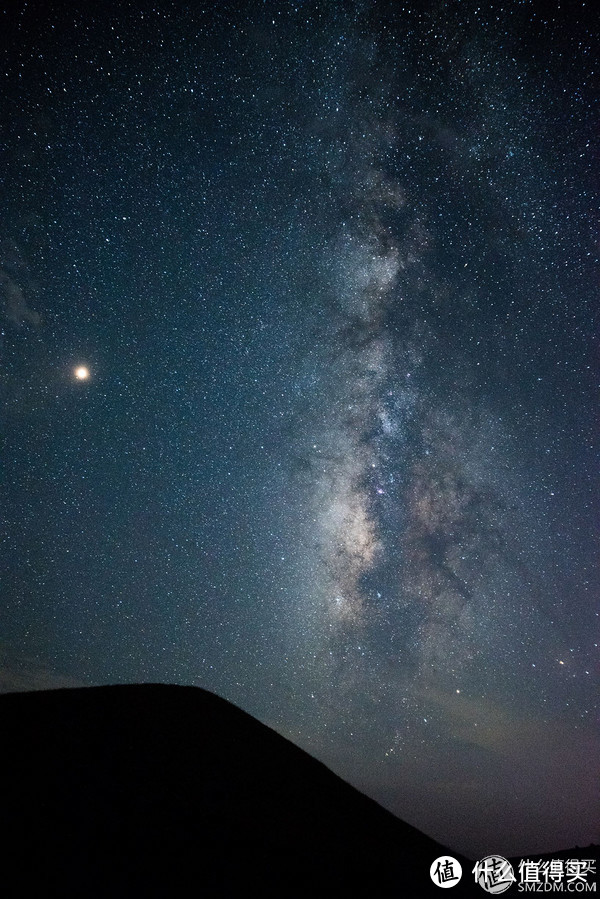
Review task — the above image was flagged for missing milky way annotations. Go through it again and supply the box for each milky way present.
[293,88,534,685]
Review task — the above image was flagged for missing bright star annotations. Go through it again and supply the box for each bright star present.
[74,366,90,380]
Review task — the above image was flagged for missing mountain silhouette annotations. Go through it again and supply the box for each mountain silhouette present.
[0,684,489,895]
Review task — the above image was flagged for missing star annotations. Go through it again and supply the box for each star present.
[74,366,90,381]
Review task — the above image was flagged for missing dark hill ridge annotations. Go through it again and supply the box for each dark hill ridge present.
[0,684,474,895]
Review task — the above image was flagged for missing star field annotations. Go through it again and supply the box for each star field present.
[0,0,597,857]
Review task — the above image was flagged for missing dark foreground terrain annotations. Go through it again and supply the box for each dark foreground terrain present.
[0,684,593,896]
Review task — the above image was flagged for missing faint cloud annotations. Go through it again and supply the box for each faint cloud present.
[0,238,41,327]
[0,644,86,694]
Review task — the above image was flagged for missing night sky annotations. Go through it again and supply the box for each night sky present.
[1,0,598,858]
